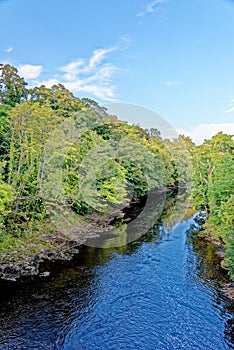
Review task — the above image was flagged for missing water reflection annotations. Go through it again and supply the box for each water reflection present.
[0,194,234,349]
[188,226,234,349]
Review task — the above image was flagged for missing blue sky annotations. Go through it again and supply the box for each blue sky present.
[1,0,234,143]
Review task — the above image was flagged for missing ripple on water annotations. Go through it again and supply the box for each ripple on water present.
[0,215,233,350]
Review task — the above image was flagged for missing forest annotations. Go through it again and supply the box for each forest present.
[0,63,233,279]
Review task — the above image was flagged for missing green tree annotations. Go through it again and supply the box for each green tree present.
[208,154,234,223]
[30,83,83,117]
[0,181,15,236]
[0,105,11,172]
[220,196,234,277]
[0,64,28,106]
[7,102,61,224]
[191,132,234,278]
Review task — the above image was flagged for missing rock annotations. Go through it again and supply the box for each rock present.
[222,283,234,300]
[211,241,222,247]
[3,276,17,282]
[2,265,20,281]
[39,271,50,277]
[4,265,19,275]
[221,261,229,271]
[194,212,208,225]
[215,248,226,259]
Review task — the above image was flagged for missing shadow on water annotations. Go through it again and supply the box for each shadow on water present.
[188,231,234,348]
[0,191,234,349]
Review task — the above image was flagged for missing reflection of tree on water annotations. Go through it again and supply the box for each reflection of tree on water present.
[85,188,192,249]
[188,226,234,348]
[189,234,229,286]
[1,191,234,349]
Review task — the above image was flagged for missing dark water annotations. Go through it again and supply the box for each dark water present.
[0,197,234,350]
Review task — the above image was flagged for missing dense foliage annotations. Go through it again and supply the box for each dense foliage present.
[0,64,191,237]
[0,63,233,279]
[191,132,234,277]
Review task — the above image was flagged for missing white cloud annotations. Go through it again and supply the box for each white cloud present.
[146,0,164,13]
[65,82,116,101]
[18,64,42,79]
[136,12,144,17]
[18,43,126,101]
[225,106,234,113]
[40,46,121,101]
[39,78,59,87]
[89,47,118,69]
[176,123,234,145]
[60,59,84,79]
[225,97,234,113]
[163,81,180,87]
[4,47,13,53]
[60,47,118,77]
[137,0,165,16]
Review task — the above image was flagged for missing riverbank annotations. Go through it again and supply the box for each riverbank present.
[0,190,149,282]
[0,189,169,282]
[0,208,126,282]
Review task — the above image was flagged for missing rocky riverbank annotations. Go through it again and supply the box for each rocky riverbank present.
[0,208,126,282]
[0,190,160,282]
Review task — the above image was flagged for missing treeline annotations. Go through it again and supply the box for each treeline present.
[190,132,234,277]
[0,64,191,240]
[0,63,233,278]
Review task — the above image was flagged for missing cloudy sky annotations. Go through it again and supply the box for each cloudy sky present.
[1,0,234,143]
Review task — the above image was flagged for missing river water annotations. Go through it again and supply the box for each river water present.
[0,195,234,350]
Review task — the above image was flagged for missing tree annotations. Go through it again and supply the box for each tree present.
[81,97,108,116]
[0,180,14,234]
[7,102,62,225]
[191,132,234,212]
[30,83,83,117]
[191,132,234,277]
[203,132,234,155]
[0,64,28,106]
[208,154,234,222]
[220,196,234,277]
[0,105,11,164]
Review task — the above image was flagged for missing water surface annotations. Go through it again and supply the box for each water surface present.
[0,199,234,350]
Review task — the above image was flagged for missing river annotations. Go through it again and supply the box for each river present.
[0,195,234,350]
